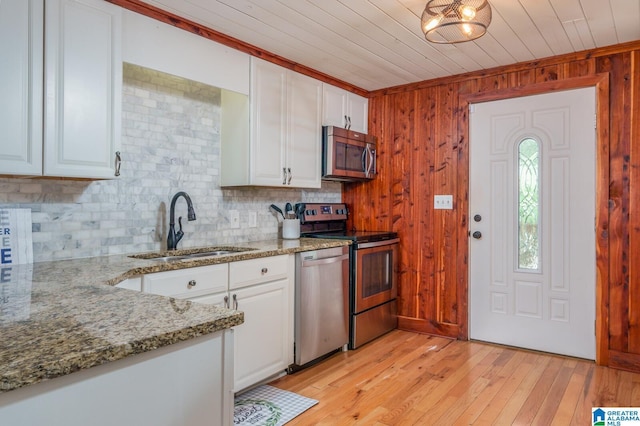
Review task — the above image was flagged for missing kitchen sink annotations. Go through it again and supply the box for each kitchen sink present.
[129,247,256,262]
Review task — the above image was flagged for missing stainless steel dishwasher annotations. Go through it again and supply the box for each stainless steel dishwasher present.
[293,245,350,369]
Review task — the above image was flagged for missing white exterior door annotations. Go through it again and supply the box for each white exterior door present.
[469,87,596,360]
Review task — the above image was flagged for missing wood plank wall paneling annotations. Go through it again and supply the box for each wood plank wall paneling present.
[344,46,640,372]
[630,51,640,356]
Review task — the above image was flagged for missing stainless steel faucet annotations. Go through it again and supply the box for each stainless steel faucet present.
[167,191,196,250]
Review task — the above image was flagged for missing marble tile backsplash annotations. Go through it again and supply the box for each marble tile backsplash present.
[0,63,341,262]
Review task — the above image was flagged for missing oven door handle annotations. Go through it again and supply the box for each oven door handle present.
[356,238,400,249]
[301,254,349,267]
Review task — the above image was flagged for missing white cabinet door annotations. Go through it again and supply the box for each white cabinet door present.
[224,57,322,188]
[44,0,122,179]
[0,0,43,176]
[322,83,348,129]
[287,71,322,188]
[322,83,368,133]
[231,278,291,392]
[347,93,369,134]
[190,291,229,308]
[250,58,287,186]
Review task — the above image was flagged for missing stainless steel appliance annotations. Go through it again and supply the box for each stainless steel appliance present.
[293,246,350,368]
[322,126,377,182]
[300,203,399,349]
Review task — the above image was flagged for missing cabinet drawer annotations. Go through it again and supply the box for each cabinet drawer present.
[115,276,142,291]
[143,264,228,298]
[229,255,289,290]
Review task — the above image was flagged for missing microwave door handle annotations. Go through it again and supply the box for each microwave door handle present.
[364,144,374,178]
[370,148,376,177]
[361,147,368,174]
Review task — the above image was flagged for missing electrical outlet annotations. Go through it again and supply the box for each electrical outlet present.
[248,211,257,228]
[434,195,453,210]
[230,210,240,228]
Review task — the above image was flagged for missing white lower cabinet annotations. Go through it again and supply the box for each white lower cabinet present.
[231,277,291,392]
[140,254,294,393]
[0,331,233,426]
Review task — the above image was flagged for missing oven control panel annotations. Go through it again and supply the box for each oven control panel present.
[300,203,348,223]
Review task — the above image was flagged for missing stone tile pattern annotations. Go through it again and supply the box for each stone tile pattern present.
[0,238,349,392]
[0,64,341,262]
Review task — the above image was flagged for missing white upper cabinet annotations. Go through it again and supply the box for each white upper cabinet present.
[0,0,44,175]
[44,0,122,179]
[222,57,322,188]
[250,58,288,187]
[287,71,323,188]
[122,10,250,95]
[0,0,121,179]
[322,83,369,133]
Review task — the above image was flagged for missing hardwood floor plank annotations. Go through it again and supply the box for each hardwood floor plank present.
[267,330,640,425]
[550,362,589,425]
[451,349,526,424]
[511,355,564,424]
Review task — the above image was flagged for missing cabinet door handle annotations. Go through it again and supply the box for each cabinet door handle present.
[114,151,121,177]
[344,115,349,129]
[224,295,229,309]
[287,167,292,185]
[282,167,287,185]
[232,294,238,310]
[187,279,196,289]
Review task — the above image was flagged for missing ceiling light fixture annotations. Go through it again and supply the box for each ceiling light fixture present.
[421,0,492,43]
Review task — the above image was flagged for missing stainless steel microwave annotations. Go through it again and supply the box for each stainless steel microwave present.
[322,126,377,182]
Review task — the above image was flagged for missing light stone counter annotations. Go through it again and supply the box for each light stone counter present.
[0,238,350,393]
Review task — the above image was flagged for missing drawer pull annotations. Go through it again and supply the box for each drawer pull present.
[224,295,229,309]
[187,279,197,289]
[261,268,268,275]
[233,294,238,310]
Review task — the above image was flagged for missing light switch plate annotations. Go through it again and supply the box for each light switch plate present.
[248,211,257,228]
[434,195,453,210]
[230,210,240,228]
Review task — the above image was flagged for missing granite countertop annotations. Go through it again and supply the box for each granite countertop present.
[0,238,350,393]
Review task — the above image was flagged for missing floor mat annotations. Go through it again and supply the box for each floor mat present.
[234,385,318,425]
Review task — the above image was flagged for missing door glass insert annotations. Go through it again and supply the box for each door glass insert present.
[517,138,540,270]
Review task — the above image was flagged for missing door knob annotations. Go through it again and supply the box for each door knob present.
[472,231,482,239]
[474,214,482,222]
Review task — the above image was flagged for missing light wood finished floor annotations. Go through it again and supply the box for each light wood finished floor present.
[270,330,640,425]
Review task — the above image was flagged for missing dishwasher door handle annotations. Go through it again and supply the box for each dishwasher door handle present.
[301,254,349,268]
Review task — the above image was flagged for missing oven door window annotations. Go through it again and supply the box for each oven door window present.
[355,243,398,313]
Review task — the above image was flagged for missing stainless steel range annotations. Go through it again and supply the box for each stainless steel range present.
[300,203,399,349]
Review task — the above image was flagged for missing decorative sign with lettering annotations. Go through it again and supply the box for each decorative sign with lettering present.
[0,209,33,265]
[0,264,33,323]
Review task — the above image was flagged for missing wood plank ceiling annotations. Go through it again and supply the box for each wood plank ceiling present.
[136,0,640,91]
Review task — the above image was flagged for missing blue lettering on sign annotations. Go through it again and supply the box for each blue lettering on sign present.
[0,268,11,282]
[0,248,12,264]
[2,228,9,235]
